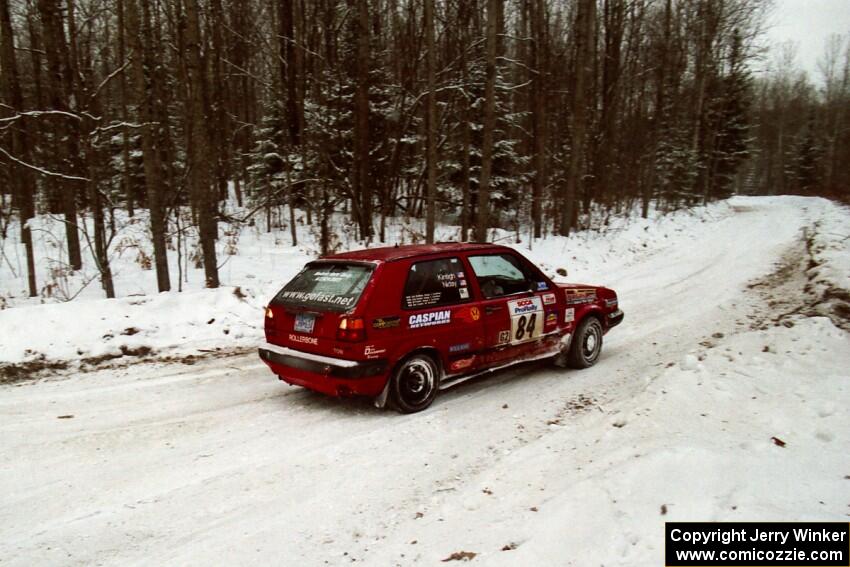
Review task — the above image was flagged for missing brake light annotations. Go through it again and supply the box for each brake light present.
[337,316,366,342]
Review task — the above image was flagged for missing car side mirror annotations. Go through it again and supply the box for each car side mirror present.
[555,268,568,277]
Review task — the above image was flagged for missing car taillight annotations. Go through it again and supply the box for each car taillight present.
[337,316,365,342]
[265,306,274,319]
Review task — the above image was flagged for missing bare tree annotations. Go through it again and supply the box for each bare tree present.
[475,0,499,243]
[424,0,437,243]
[0,0,37,295]
[561,0,595,235]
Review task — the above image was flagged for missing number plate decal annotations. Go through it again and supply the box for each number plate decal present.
[294,312,316,334]
[506,297,544,344]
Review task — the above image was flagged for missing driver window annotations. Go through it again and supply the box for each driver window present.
[468,254,534,298]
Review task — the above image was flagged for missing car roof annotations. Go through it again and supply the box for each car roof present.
[320,242,512,263]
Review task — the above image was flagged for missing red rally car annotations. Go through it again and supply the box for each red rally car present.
[259,243,623,413]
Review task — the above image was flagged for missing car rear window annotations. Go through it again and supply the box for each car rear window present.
[273,262,373,312]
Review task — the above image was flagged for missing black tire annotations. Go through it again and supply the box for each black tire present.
[390,354,440,413]
[567,317,603,369]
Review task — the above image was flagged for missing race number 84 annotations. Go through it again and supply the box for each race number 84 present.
[512,313,539,343]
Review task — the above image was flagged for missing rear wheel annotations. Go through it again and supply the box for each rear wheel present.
[390,354,440,413]
[567,317,603,369]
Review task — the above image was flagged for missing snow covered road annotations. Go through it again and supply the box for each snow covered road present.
[2,197,848,565]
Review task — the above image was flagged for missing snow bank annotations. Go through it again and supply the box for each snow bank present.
[0,286,261,371]
[802,198,850,322]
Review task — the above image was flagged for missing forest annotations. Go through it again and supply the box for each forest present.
[1,0,848,300]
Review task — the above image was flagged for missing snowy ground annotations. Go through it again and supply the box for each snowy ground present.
[1,196,849,565]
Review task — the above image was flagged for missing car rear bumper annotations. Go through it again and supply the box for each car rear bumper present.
[258,341,388,397]
[607,309,624,328]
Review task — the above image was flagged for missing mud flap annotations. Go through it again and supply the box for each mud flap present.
[553,332,573,368]
[374,379,391,408]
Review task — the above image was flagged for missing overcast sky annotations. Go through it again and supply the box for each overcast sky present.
[762,0,850,81]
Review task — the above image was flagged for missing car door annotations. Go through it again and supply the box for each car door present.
[466,252,552,366]
[400,256,484,375]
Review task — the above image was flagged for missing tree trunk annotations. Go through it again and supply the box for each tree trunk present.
[126,0,170,291]
[561,0,595,235]
[459,1,471,242]
[475,0,498,243]
[37,0,83,270]
[0,0,37,296]
[352,0,372,238]
[117,0,134,217]
[424,0,437,243]
[530,0,547,238]
[184,0,220,288]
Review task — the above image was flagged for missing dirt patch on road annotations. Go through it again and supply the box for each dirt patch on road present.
[745,227,850,332]
[0,346,255,386]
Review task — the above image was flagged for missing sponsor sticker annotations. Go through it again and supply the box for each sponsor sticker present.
[372,316,400,329]
[536,281,548,291]
[280,290,355,308]
[449,343,470,353]
[545,312,557,326]
[542,292,556,305]
[364,345,386,358]
[498,330,511,344]
[470,306,481,321]
[564,307,575,323]
[459,287,469,299]
[564,288,596,305]
[312,271,353,282]
[508,296,543,316]
[289,333,318,345]
[450,356,475,372]
[408,309,451,329]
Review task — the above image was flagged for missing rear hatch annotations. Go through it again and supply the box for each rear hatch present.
[266,262,375,354]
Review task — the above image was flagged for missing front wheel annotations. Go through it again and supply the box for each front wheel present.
[567,317,603,369]
[390,354,440,413]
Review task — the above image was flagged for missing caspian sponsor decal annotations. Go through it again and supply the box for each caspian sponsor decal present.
[542,292,556,305]
[408,309,451,329]
[364,345,387,358]
[289,333,318,345]
[372,316,400,329]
